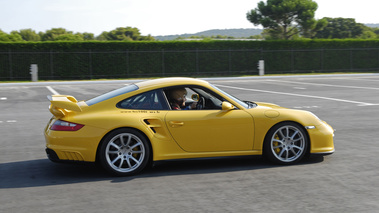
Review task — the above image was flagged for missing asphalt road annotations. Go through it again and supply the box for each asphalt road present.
[1,74,379,213]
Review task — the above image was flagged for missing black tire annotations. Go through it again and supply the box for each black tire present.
[263,122,308,165]
[99,128,151,176]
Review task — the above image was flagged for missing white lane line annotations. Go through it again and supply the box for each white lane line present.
[0,97,7,100]
[293,106,319,109]
[46,86,60,95]
[267,79,379,90]
[0,120,17,123]
[345,77,379,82]
[214,84,378,106]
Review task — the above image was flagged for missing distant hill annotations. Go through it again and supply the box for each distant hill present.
[155,24,379,41]
[365,23,379,28]
[154,24,379,40]
[155,28,263,41]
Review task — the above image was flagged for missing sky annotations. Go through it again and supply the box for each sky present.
[0,0,378,36]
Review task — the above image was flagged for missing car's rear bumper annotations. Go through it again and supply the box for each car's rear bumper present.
[46,148,61,162]
[44,118,106,162]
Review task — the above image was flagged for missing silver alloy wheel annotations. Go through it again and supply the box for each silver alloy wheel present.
[105,133,145,173]
[270,125,306,163]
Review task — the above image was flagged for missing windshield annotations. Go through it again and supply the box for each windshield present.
[211,84,250,109]
[86,84,139,106]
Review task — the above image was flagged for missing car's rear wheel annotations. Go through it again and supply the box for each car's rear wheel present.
[264,122,308,165]
[99,128,150,176]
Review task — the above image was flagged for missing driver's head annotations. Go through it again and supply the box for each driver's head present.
[169,88,187,106]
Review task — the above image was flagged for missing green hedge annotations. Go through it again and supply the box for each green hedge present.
[2,39,379,50]
[1,40,379,80]
[3,39,379,51]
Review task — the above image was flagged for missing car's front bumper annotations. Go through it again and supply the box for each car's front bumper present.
[307,121,335,155]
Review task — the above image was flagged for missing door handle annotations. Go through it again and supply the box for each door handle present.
[169,121,184,128]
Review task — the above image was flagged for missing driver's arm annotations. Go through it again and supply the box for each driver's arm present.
[182,102,197,110]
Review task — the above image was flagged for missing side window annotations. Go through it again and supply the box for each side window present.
[164,86,225,110]
[117,90,169,110]
[192,87,224,109]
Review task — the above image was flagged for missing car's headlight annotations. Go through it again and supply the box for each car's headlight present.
[305,126,316,129]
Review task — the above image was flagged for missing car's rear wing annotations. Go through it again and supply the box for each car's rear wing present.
[48,95,85,117]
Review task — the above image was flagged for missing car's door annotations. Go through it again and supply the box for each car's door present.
[164,86,254,152]
[165,109,254,152]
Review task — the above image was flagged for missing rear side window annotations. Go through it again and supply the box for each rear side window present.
[117,90,169,110]
[86,84,139,106]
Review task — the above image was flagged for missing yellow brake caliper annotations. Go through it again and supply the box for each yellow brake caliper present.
[132,147,140,159]
[274,134,281,154]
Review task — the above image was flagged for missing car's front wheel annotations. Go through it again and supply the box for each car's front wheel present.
[99,128,151,176]
[264,122,308,165]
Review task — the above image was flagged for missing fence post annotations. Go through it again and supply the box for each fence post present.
[258,60,265,76]
[50,50,54,80]
[259,48,263,74]
[8,49,13,80]
[228,48,232,74]
[350,48,353,72]
[30,64,38,82]
[89,49,93,79]
[320,49,324,72]
[196,48,199,75]
[161,49,165,76]
[291,48,294,72]
[126,50,129,78]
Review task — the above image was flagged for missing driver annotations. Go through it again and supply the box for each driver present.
[168,88,197,110]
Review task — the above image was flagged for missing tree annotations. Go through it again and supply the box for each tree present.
[1,27,155,42]
[301,18,328,38]
[140,34,155,41]
[110,27,140,40]
[54,34,84,41]
[11,29,41,41]
[98,27,155,41]
[314,18,370,39]
[40,28,73,41]
[360,31,377,39]
[81,32,95,41]
[38,28,96,41]
[0,30,23,42]
[369,27,379,39]
[372,27,379,35]
[246,0,324,40]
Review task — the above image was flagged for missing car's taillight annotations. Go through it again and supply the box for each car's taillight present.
[50,120,84,131]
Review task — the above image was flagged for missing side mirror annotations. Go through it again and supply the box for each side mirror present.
[222,102,234,111]
[191,94,199,102]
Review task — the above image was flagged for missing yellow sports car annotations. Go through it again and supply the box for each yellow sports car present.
[44,77,334,176]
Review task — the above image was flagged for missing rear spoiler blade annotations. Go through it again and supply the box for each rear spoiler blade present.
[48,95,84,117]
